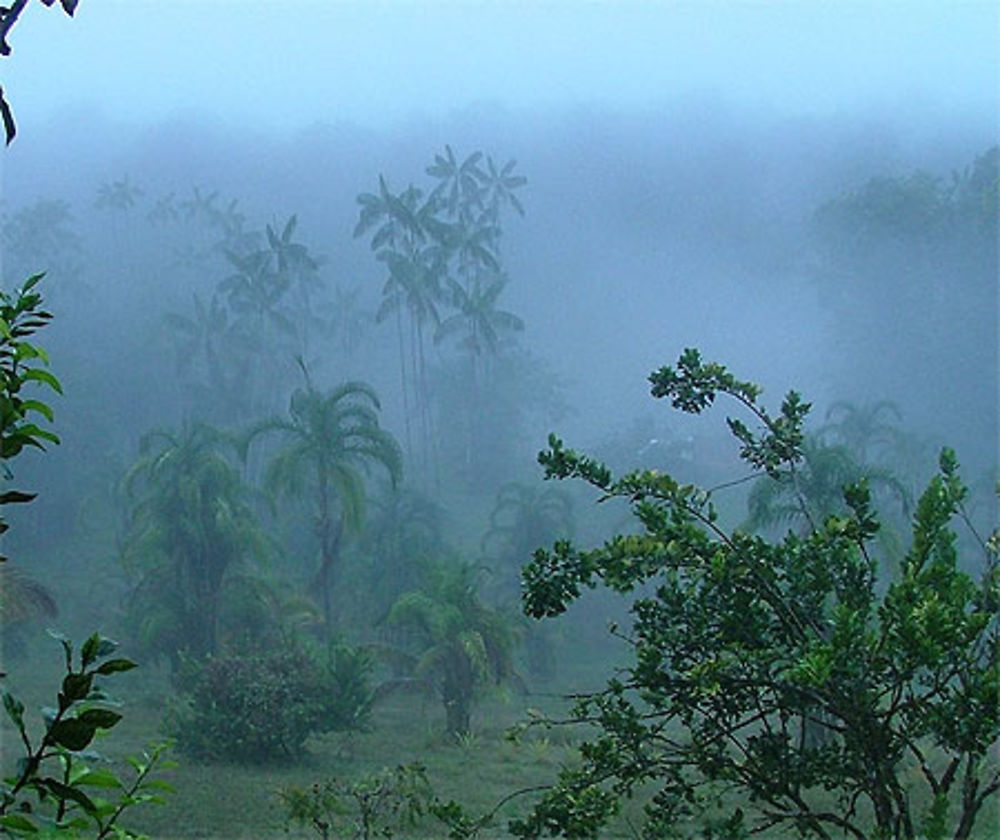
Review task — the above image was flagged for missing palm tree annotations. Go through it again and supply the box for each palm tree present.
[122,422,266,667]
[434,272,524,360]
[95,175,144,250]
[266,214,326,356]
[425,145,485,220]
[819,399,903,463]
[435,272,525,471]
[482,482,573,590]
[95,175,143,214]
[744,435,910,536]
[479,155,527,223]
[385,557,518,738]
[375,246,446,474]
[361,485,445,619]
[355,177,436,461]
[246,372,402,636]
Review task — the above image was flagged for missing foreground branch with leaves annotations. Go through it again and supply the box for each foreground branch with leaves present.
[510,348,998,839]
[0,632,175,838]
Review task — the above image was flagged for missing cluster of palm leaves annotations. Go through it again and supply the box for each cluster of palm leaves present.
[743,400,915,566]
[119,423,269,667]
[354,146,527,473]
[383,556,519,739]
[119,365,403,668]
[163,208,331,422]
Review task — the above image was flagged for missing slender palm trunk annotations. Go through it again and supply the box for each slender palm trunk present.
[394,305,414,459]
[416,316,439,489]
[315,472,345,638]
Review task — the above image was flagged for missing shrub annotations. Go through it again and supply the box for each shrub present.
[165,641,371,763]
[280,763,433,840]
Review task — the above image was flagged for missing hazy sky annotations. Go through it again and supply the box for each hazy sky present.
[5,1,998,134]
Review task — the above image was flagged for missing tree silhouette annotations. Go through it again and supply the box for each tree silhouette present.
[246,372,402,636]
[820,399,903,463]
[482,482,573,590]
[356,149,527,482]
[122,422,265,666]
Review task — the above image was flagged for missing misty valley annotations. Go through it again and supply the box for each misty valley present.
[1,4,998,840]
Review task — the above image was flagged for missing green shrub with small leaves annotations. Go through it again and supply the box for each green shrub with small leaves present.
[165,640,372,764]
[509,348,999,840]
[0,631,175,839]
[280,763,433,840]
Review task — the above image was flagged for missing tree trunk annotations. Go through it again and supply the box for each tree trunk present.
[443,661,472,738]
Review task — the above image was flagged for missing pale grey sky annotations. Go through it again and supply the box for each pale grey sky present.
[4,0,998,133]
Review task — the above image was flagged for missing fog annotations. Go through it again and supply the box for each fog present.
[8,2,996,131]
[0,2,997,834]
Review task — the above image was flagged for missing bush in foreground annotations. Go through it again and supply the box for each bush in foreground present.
[166,641,371,764]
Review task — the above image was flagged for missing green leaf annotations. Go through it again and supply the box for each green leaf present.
[38,777,97,815]
[77,708,123,729]
[0,813,38,832]
[74,768,124,790]
[140,778,177,793]
[81,632,101,668]
[94,657,137,675]
[48,718,98,751]
[21,369,63,394]
[60,672,94,705]
[3,691,25,730]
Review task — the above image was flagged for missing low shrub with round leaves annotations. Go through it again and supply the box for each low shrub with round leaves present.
[165,640,372,764]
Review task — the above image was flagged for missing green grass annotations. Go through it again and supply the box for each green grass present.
[3,634,998,839]
[111,681,596,839]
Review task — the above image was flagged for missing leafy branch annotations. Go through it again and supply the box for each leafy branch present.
[1,632,177,838]
[1,273,62,561]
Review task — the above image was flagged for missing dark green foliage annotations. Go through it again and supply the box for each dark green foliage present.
[386,557,520,738]
[0,632,175,838]
[280,763,433,840]
[121,422,268,665]
[165,641,372,764]
[0,274,62,561]
[514,349,999,839]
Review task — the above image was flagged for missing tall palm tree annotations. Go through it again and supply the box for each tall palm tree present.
[122,422,265,666]
[434,272,524,360]
[246,372,402,635]
[266,214,325,357]
[355,177,437,461]
[425,145,485,220]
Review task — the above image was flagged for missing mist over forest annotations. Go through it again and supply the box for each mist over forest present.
[4,98,996,530]
[0,3,997,838]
